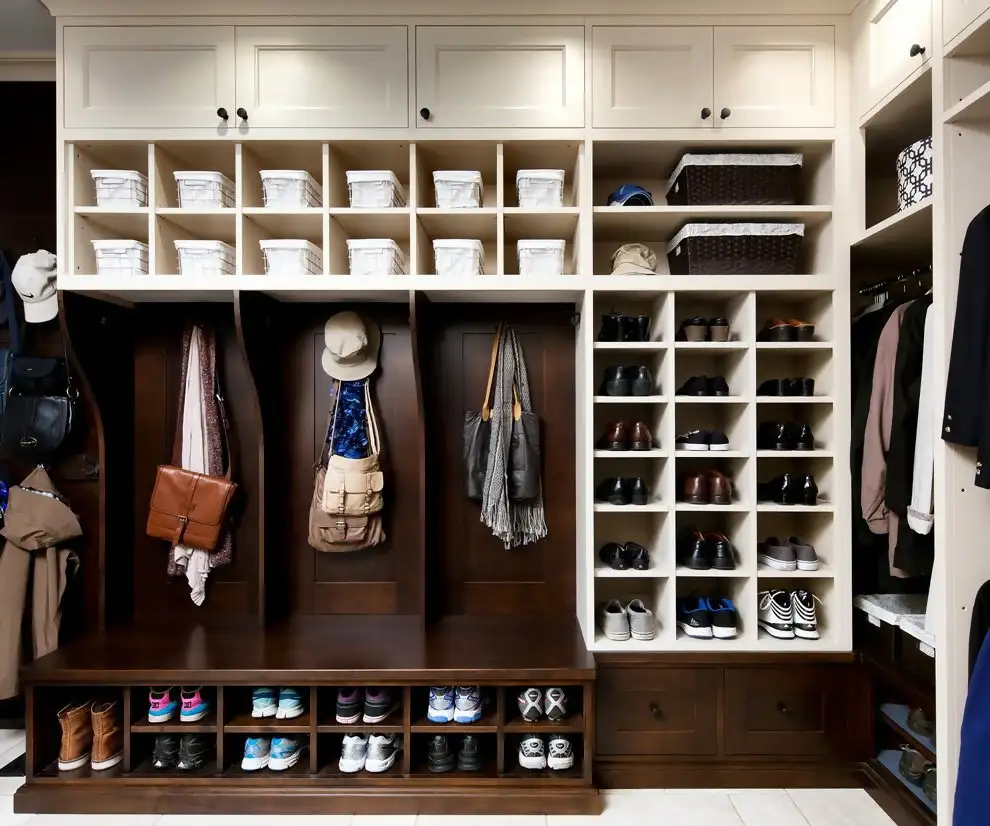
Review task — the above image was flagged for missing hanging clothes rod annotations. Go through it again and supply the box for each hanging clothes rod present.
[858,264,933,296]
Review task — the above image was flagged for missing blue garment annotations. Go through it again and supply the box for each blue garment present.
[330,380,369,459]
[955,631,990,825]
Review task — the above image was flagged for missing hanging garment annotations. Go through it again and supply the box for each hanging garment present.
[331,379,370,459]
[909,306,936,535]
[165,326,233,604]
[862,302,912,577]
[944,204,990,488]
[0,466,81,699]
[955,590,990,825]
[480,326,547,549]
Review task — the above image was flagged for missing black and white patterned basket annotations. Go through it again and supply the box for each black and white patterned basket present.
[896,136,933,212]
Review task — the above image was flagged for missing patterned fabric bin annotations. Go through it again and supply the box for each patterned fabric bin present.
[896,137,933,211]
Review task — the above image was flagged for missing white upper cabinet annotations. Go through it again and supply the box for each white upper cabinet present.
[592,27,715,128]
[714,27,835,128]
[235,27,408,128]
[945,0,990,44]
[415,26,585,128]
[63,26,236,129]
[862,0,931,114]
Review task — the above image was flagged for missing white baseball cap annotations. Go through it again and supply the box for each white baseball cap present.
[321,311,381,381]
[610,243,657,275]
[12,250,57,323]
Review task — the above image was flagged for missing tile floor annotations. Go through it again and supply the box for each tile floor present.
[0,786,899,826]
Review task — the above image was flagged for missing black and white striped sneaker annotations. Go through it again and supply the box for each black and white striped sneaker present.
[548,736,574,771]
[518,736,547,770]
[517,688,544,722]
[792,590,822,639]
[758,590,795,639]
[544,688,567,721]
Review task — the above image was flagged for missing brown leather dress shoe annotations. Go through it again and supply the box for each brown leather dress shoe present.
[57,702,92,771]
[90,701,123,771]
[598,422,630,450]
[706,470,733,504]
[682,473,709,504]
[630,422,653,450]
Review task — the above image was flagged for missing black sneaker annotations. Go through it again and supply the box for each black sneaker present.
[676,430,709,451]
[152,734,179,770]
[363,688,398,724]
[708,597,739,639]
[677,375,709,396]
[457,735,483,771]
[177,734,213,771]
[427,735,456,773]
[544,688,568,722]
[677,596,713,639]
[517,688,544,721]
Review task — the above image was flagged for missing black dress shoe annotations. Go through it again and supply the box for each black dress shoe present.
[710,534,736,570]
[802,473,819,505]
[758,422,789,451]
[708,317,731,341]
[677,375,709,396]
[680,531,712,570]
[758,473,795,505]
[625,542,650,570]
[758,378,787,396]
[708,376,730,396]
[595,478,629,505]
[632,315,650,342]
[788,423,815,451]
[676,317,709,342]
[599,366,631,396]
[787,377,815,396]
[599,542,628,570]
[597,313,622,342]
[627,366,655,396]
[625,477,649,506]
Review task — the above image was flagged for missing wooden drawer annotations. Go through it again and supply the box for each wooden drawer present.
[596,667,718,756]
[724,668,830,756]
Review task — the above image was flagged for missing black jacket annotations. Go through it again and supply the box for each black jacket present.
[944,205,990,488]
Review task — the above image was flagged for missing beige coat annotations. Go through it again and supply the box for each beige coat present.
[0,466,81,699]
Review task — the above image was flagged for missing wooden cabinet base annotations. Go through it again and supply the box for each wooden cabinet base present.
[596,758,866,789]
[14,784,604,816]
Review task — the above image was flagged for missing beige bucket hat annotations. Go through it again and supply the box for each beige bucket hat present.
[321,311,381,381]
[610,243,657,275]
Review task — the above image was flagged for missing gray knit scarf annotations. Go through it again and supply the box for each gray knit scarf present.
[481,326,547,548]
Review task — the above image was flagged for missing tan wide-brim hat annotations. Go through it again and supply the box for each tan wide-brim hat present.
[321,311,381,381]
[611,243,657,275]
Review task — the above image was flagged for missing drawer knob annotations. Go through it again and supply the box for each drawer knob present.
[910,43,926,57]
[777,702,791,715]
[420,107,432,121]
[720,107,732,120]
[700,107,712,120]
[216,107,229,121]
[236,107,249,121]
[650,703,663,720]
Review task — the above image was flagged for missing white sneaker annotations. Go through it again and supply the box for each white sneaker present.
[599,599,630,641]
[365,734,402,773]
[338,733,368,773]
[547,736,574,771]
[758,590,795,639]
[792,590,822,639]
[518,736,547,770]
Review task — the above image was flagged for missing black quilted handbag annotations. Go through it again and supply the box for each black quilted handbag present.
[0,356,78,455]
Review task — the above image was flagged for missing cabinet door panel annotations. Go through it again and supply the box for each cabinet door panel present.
[714,26,835,127]
[945,0,990,44]
[63,26,235,129]
[416,26,584,128]
[865,0,931,112]
[236,27,408,128]
[592,27,714,128]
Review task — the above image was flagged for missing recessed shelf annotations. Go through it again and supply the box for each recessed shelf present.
[676,566,749,578]
[417,208,498,239]
[674,342,749,351]
[946,76,990,123]
[674,396,749,404]
[592,205,832,240]
[131,712,218,734]
[503,714,585,733]
[674,502,749,512]
[757,396,835,404]
[594,342,666,351]
[242,207,323,237]
[946,9,990,57]
[411,709,497,733]
[73,206,149,237]
[155,207,236,237]
[503,208,579,239]
[593,502,667,513]
[594,564,668,578]
[755,341,832,351]
[758,563,834,578]
[224,712,311,734]
[756,450,833,458]
[328,208,411,240]
[675,450,748,459]
[594,396,667,404]
[852,199,932,255]
[756,629,840,650]
[859,62,932,131]
[590,275,836,292]
[593,449,667,458]
[757,502,834,512]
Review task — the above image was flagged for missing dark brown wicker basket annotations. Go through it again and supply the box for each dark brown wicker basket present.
[667,163,801,206]
[667,232,803,275]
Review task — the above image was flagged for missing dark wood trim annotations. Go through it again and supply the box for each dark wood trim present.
[862,761,936,826]
[595,758,865,789]
[595,652,859,666]
[408,290,430,621]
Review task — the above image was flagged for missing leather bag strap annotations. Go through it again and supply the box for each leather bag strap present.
[481,322,504,422]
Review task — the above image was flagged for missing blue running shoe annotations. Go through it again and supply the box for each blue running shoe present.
[252,687,277,718]
[707,597,739,639]
[240,737,270,772]
[427,686,454,723]
[269,737,303,771]
[276,687,305,720]
[454,686,483,724]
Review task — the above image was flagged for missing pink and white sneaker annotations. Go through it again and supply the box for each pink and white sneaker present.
[148,687,178,723]
[180,686,210,723]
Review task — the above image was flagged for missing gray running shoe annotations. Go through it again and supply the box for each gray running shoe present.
[788,536,820,571]
[626,599,657,641]
[758,537,797,571]
[599,600,630,641]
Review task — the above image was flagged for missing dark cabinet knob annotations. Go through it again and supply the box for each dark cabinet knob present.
[777,702,790,715]
[650,703,663,720]
[216,107,229,121]
[910,43,926,57]
[419,107,432,121]
[701,107,712,120]
[236,107,248,121]
[720,107,732,120]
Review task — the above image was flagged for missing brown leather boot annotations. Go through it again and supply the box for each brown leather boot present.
[630,422,653,450]
[57,702,92,771]
[90,701,123,771]
[597,422,629,451]
[682,473,708,504]
[706,470,733,504]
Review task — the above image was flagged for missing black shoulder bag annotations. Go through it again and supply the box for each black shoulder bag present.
[0,346,79,457]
